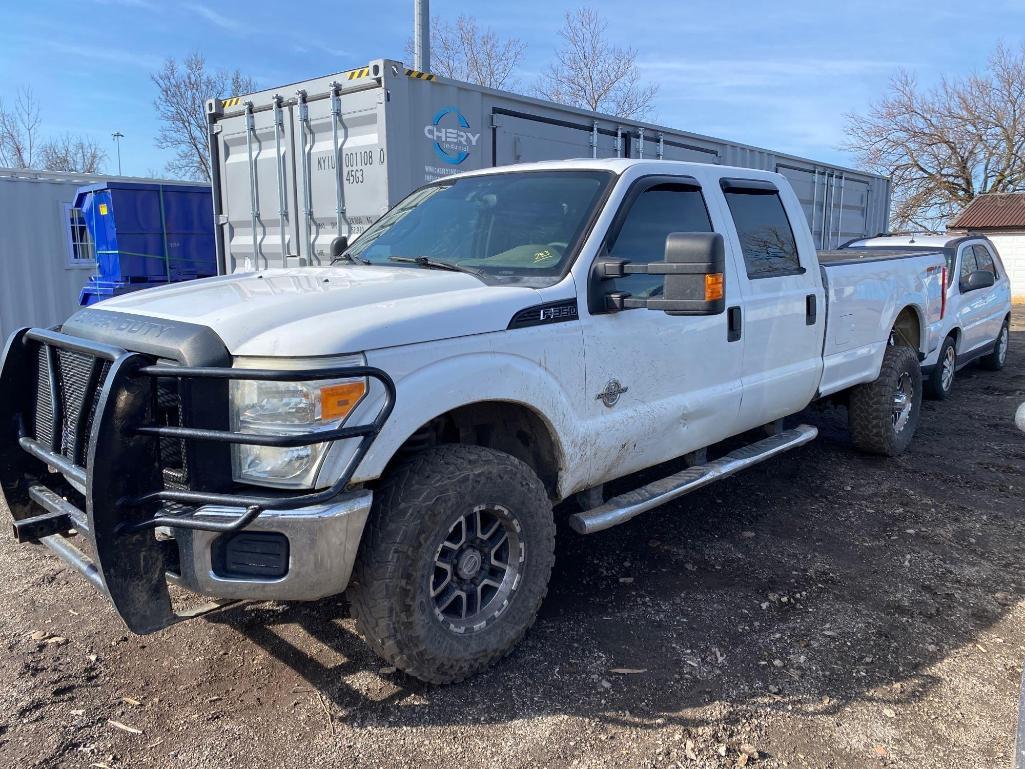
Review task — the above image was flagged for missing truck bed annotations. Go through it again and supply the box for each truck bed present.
[818,248,943,267]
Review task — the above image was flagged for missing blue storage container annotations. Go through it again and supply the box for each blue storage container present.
[75,181,216,305]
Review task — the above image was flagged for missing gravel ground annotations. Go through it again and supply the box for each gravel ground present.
[2,319,1025,769]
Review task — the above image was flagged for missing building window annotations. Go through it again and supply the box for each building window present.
[64,203,95,267]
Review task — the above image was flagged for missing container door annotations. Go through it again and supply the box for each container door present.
[492,112,611,164]
[777,165,873,249]
[216,104,299,272]
[292,88,388,266]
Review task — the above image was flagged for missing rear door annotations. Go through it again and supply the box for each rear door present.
[715,177,825,429]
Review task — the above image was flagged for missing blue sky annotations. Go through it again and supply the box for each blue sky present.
[2,0,1024,178]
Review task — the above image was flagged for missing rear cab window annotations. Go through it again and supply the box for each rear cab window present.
[720,179,803,278]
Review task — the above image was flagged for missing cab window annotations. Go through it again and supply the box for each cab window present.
[606,183,713,298]
[722,187,802,278]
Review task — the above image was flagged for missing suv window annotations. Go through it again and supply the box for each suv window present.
[723,189,801,278]
[960,246,979,281]
[972,244,997,278]
[606,183,712,298]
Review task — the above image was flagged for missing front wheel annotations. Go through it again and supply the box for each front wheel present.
[848,344,923,456]
[348,445,555,684]
[980,320,1010,371]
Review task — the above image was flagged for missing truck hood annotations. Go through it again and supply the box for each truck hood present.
[83,267,541,356]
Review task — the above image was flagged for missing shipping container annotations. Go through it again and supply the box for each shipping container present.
[208,58,891,273]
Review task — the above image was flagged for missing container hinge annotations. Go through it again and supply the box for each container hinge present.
[218,214,229,225]
[211,124,223,135]
[491,113,503,129]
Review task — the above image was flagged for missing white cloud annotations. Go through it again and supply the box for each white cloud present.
[46,40,163,71]
[183,2,251,35]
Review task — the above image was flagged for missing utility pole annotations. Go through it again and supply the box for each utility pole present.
[414,0,430,72]
[112,131,124,175]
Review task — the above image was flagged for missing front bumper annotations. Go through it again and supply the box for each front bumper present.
[0,324,393,634]
[174,492,372,601]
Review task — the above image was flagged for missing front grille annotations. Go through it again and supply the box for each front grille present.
[33,346,108,466]
[156,376,189,490]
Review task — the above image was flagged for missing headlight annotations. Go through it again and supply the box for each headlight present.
[230,355,367,488]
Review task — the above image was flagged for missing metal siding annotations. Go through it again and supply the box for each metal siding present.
[0,175,96,340]
[0,170,204,340]
[210,57,891,271]
[986,234,1025,297]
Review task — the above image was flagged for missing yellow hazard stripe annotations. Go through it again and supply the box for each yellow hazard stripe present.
[404,68,436,81]
[346,66,371,80]
[221,96,241,108]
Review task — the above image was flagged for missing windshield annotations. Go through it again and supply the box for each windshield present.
[346,170,613,287]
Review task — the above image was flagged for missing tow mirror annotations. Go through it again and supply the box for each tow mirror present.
[962,269,995,292]
[329,235,348,258]
[596,232,726,316]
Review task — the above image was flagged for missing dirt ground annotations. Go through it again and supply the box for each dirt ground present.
[3,321,1025,769]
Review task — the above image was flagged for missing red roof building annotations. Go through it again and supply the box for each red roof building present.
[949,193,1025,297]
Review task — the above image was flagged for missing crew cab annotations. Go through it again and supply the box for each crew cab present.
[0,159,946,684]
[841,233,1012,398]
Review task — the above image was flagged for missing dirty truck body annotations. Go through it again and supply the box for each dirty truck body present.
[209,58,890,274]
[1,159,949,684]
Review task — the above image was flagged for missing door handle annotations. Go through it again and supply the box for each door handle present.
[806,294,817,325]
[727,305,742,342]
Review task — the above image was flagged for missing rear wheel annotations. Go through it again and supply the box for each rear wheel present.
[348,444,555,684]
[980,320,1009,371]
[925,336,957,400]
[848,344,922,456]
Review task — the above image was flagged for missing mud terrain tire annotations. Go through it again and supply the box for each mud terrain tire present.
[348,444,555,684]
[848,344,922,456]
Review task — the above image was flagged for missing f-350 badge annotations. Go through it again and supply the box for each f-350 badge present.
[596,379,628,408]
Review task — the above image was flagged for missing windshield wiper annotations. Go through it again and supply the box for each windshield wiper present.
[330,253,369,265]
[388,256,484,279]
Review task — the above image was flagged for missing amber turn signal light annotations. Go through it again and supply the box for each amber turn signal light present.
[320,380,367,421]
[705,273,724,302]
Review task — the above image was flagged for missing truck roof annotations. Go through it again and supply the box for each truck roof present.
[442,157,784,182]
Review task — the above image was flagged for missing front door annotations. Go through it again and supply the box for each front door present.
[715,177,825,430]
[580,174,746,485]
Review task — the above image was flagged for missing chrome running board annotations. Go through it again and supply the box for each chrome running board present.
[568,424,818,535]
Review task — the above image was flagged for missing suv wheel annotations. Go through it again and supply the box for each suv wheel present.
[981,320,1010,371]
[925,336,957,400]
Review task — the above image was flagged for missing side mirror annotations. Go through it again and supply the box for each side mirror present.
[595,232,726,316]
[659,233,726,316]
[329,235,348,258]
[962,269,995,292]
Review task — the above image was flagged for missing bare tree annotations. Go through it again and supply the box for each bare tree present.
[152,53,253,181]
[845,43,1025,230]
[39,134,107,173]
[534,7,658,120]
[407,15,527,89]
[0,87,42,168]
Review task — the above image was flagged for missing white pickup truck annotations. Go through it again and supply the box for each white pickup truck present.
[1,159,947,684]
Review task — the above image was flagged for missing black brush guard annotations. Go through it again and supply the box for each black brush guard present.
[0,326,395,633]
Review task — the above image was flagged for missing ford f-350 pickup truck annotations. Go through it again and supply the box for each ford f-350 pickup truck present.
[1,159,946,683]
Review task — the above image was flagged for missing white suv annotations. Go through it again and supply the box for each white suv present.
[842,234,1012,398]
